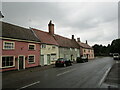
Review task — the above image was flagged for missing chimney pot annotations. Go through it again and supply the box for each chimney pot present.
[77,38,80,42]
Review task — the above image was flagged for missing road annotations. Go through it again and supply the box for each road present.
[2,57,115,89]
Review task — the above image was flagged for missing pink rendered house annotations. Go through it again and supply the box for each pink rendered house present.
[0,22,41,72]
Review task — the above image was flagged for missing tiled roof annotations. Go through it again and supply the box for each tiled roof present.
[1,22,40,42]
[77,42,93,49]
[53,34,79,48]
[32,28,59,45]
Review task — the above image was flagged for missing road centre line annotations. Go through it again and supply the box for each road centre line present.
[56,68,76,76]
[16,81,40,90]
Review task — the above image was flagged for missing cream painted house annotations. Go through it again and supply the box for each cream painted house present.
[32,21,59,66]
[40,44,59,65]
[54,34,80,61]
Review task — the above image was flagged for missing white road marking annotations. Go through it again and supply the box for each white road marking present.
[98,67,111,86]
[56,68,76,76]
[16,81,40,90]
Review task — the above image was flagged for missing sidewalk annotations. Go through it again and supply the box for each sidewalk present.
[101,60,120,88]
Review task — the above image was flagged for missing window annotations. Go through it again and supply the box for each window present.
[41,44,46,48]
[3,41,15,49]
[88,49,90,52]
[84,49,86,52]
[2,56,14,68]
[29,44,35,50]
[52,46,56,49]
[75,48,77,51]
[28,55,35,63]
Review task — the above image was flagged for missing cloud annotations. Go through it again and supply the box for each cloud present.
[2,2,118,46]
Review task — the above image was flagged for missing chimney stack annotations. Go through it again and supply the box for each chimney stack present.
[72,35,74,39]
[77,38,81,42]
[86,40,88,44]
[48,20,54,35]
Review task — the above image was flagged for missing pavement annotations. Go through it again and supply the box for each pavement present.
[101,60,120,88]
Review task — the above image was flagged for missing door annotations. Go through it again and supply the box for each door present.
[19,56,24,70]
[40,55,44,66]
[47,54,50,65]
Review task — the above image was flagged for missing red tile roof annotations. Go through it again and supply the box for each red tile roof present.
[53,34,79,48]
[32,28,58,45]
[77,42,93,49]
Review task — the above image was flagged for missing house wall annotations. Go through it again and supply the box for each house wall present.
[40,44,59,65]
[59,47,80,61]
[0,39,40,72]
[82,48,94,59]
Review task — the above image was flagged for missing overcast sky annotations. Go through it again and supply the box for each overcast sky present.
[1,1,118,46]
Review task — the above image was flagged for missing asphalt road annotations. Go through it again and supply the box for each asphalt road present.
[2,57,115,89]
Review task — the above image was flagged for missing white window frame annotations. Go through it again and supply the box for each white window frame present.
[3,41,15,50]
[28,43,36,50]
[41,44,46,48]
[1,55,15,68]
[75,48,77,51]
[28,55,35,64]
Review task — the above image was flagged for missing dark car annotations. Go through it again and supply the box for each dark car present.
[81,56,88,62]
[55,58,72,67]
[76,57,85,63]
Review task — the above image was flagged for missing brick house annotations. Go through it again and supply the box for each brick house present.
[77,38,94,59]
[0,22,40,72]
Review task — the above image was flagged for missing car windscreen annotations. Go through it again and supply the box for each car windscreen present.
[113,54,119,56]
[57,58,64,61]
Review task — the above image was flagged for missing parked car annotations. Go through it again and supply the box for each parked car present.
[81,56,88,62]
[76,57,85,63]
[55,58,72,67]
[113,53,120,60]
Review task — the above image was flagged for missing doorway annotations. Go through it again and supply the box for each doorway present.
[19,56,24,70]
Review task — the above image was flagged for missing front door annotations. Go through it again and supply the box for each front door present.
[47,54,50,65]
[19,56,24,70]
[40,55,44,66]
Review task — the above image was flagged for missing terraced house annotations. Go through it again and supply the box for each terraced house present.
[0,22,40,72]
[32,21,59,66]
[32,21,80,65]
[77,38,94,59]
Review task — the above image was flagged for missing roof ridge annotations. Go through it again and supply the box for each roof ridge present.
[2,21,30,30]
[32,28,49,34]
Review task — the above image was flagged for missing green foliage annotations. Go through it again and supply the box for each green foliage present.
[92,39,120,56]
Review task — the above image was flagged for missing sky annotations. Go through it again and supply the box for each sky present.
[1,0,119,46]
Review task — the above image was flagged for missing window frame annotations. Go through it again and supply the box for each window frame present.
[28,55,35,64]
[1,55,15,68]
[28,44,36,50]
[41,44,46,48]
[3,41,15,50]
